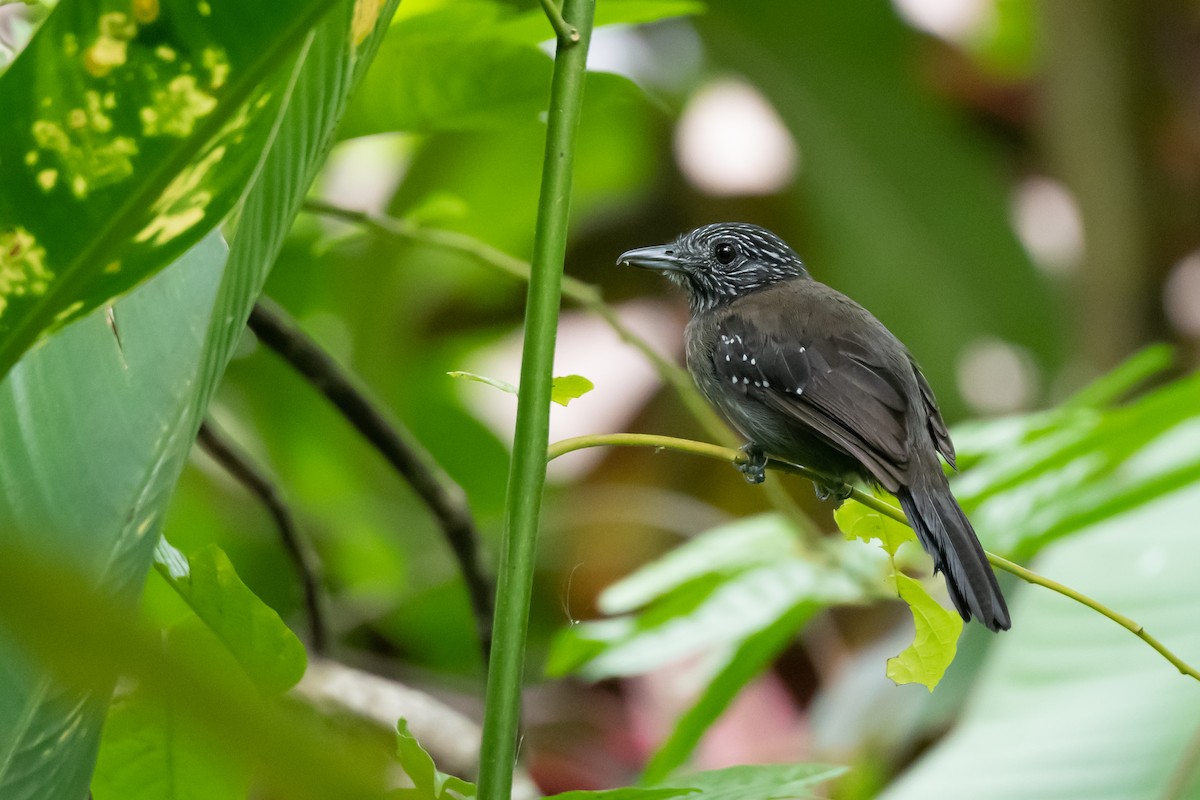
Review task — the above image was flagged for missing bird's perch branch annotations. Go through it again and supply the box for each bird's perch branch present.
[548,431,1200,683]
[197,419,329,655]
[298,200,817,538]
[247,298,495,663]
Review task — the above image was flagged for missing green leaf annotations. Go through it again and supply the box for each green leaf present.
[339,1,656,138]
[597,514,801,615]
[665,764,846,800]
[0,0,402,794]
[0,0,335,380]
[152,540,307,694]
[885,573,962,691]
[641,599,820,783]
[491,0,706,45]
[339,22,552,135]
[547,791,693,800]
[545,764,845,800]
[550,374,594,406]
[447,370,517,395]
[0,235,229,800]
[879,484,1200,799]
[449,370,594,406]
[393,719,476,800]
[1060,343,1174,410]
[955,370,1200,558]
[835,496,916,557]
[549,558,861,680]
[91,686,247,800]
[835,499,960,689]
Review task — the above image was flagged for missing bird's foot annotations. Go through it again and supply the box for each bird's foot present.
[814,479,854,504]
[736,444,767,485]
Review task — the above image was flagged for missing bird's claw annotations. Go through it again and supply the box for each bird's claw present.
[736,444,767,485]
[814,479,853,503]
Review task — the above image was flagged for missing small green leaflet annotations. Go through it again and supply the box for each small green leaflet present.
[550,374,595,406]
[835,496,962,690]
[392,720,475,800]
[447,371,594,406]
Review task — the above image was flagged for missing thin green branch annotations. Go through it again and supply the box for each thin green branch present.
[301,198,728,443]
[477,1,595,798]
[539,0,580,44]
[547,432,1200,683]
[300,201,818,537]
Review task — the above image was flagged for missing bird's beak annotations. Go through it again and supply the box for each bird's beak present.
[616,244,688,274]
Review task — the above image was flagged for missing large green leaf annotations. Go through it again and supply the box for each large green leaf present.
[0,0,403,795]
[880,484,1200,799]
[152,540,307,694]
[0,0,343,379]
[640,598,822,784]
[954,370,1200,558]
[0,235,228,800]
[548,515,876,680]
[91,686,247,800]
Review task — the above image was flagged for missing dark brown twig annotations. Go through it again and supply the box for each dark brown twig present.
[247,297,494,661]
[196,419,329,655]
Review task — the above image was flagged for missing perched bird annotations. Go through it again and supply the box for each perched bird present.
[617,223,1010,631]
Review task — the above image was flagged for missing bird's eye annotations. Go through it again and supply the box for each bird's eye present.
[714,242,737,265]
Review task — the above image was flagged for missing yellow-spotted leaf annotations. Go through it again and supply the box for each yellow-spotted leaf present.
[0,0,341,380]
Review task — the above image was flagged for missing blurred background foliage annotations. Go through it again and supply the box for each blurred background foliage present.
[7,0,1200,795]
[169,0,1200,795]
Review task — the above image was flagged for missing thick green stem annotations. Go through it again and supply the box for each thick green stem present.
[476,3,594,798]
[548,432,1200,683]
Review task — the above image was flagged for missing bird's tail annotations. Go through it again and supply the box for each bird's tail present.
[896,471,1010,632]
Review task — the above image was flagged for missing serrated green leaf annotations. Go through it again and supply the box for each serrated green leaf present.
[0,0,336,380]
[835,497,915,557]
[550,374,593,406]
[886,573,962,690]
[153,540,307,694]
[835,499,960,689]
[91,686,247,800]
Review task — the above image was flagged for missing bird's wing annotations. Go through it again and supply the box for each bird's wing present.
[912,359,955,469]
[712,310,912,489]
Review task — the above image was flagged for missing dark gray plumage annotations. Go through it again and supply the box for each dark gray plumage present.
[618,222,1010,631]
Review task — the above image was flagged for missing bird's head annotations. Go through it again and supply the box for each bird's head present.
[617,223,809,314]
